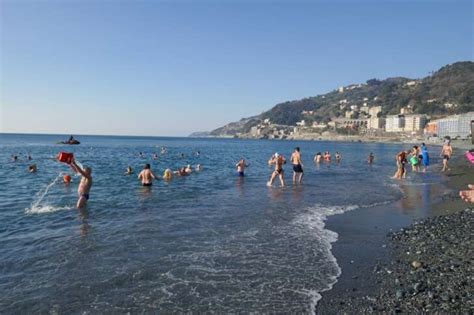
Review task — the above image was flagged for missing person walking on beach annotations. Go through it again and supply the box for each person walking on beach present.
[440,140,453,172]
[421,143,430,172]
[235,158,249,177]
[70,159,93,209]
[267,153,286,187]
[392,151,408,179]
[459,184,474,203]
[138,163,158,186]
[290,147,304,184]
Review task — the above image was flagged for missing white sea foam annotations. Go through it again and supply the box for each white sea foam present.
[291,204,359,313]
[26,205,73,214]
[26,172,72,214]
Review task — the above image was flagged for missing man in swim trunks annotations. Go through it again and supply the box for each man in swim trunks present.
[440,140,453,172]
[267,153,286,187]
[70,159,92,209]
[138,163,158,186]
[290,147,304,184]
[236,158,249,176]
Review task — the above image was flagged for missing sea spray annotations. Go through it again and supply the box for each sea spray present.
[26,172,72,214]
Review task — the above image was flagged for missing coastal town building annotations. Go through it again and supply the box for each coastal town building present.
[368,117,385,130]
[435,112,474,139]
[368,106,382,118]
[332,118,368,129]
[404,114,427,132]
[385,115,405,132]
[400,106,413,115]
[360,106,369,113]
[296,120,306,127]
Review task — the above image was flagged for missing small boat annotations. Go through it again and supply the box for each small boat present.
[57,136,80,145]
[58,140,80,145]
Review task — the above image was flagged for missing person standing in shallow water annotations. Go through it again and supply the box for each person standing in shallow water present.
[235,158,249,177]
[440,140,453,172]
[392,151,408,179]
[290,147,304,184]
[267,153,286,187]
[421,143,430,172]
[70,159,93,209]
[138,163,158,186]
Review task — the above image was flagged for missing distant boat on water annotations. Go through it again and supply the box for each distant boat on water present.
[57,135,80,145]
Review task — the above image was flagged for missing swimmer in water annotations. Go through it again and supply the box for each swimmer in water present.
[324,151,331,162]
[335,152,341,163]
[196,164,202,171]
[138,163,158,186]
[368,153,374,164]
[28,155,32,160]
[152,153,158,160]
[267,153,286,187]
[12,155,18,162]
[163,168,173,180]
[314,152,322,163]
[125,166,133,175]
[175,167,189,176]
[236,158,249,177]
[70,159,93,209]
[28,164,37,173]
[290,147,304,184]
[185,164,193,174]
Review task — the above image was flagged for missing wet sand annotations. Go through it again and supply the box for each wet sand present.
[317,153,473,314]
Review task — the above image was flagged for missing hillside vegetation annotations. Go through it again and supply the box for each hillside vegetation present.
[211,61,474,136]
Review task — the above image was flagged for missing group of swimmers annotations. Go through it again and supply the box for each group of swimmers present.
[127,163,203,186]
[313,151,343,163]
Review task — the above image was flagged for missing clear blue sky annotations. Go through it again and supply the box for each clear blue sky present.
[1,0,472,136]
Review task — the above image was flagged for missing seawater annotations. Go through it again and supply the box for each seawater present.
[0,134,443,313]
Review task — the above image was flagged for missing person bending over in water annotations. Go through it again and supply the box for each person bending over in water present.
[459,184,474,203]
[440,140,453,172]
[267,153,286,187]
[125,166,133,175]
[290,147,304,184]
[138,163,158,186]
[236,158,250,177]
[70,160,92,209]
[368,153,374,164]
[392,151,408,179]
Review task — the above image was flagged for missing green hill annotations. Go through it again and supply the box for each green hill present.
[211,61,474,136]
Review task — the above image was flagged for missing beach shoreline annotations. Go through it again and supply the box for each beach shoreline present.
[316,152,473,313]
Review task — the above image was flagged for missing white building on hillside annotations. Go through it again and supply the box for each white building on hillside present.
[386,115,405,132]
[368,117,385,129]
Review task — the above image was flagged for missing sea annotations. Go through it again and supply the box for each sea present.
[0,134,447,313]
